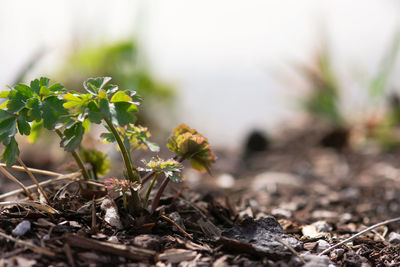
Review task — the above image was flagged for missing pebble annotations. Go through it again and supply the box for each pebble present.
[302,221,330,239]
[388,232,400,244]
[330,248,344,260]
[216,173,235,188]
[100,198,123,230]
[313,221,330,232]
[316,239,330,253]
[301,252,334,267]
[107,236,119,243]
[271,208,292,218]
[12,220,31,236]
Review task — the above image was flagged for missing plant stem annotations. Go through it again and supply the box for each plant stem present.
[150,156,185,213]
[144,173,158,208]
[55,129,90,180]
[151,176,170,213]
[103,118,141,184]
[142,171,155,185]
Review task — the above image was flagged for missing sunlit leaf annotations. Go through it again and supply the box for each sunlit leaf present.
[110,91,132,103]
[14,84,34,98]
[83,77,112,95]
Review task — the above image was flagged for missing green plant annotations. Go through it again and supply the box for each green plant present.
[0,77,215,213]
[300,43,343,127]
[58,40,174,127]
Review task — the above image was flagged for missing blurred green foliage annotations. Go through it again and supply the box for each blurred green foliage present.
[300,44,343,127]
[58,40,174,126]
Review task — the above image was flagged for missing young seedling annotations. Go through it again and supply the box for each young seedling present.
[0,76,215,214]
[0,77,90,180]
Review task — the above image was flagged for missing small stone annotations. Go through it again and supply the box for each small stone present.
[133,235,161,251]
[303,242,317,251]
[311,210,338,219]
[216,173,235,188]
[12,220,31,236]
[107,236,119,243]
[302,252,333,267]
[388,232,400,244]
[313,221,330,232]
[330,248,344,260]
[315,239,330,253]
[100,198,123,230]
[271,208,292,218]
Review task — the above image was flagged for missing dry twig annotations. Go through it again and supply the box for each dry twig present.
[0,172,81,200]
[17,156,50,204]
[0,200,59,214]
[275,236,306,264]
[0,163,61,176]
[160,215,193,240]
[0,231,55,257]
[0,165,33,200]
[319,216,400,256]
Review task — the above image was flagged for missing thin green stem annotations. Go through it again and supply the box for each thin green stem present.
[144,173,158,208]
[103,118,141,183]
[55,129,90,180]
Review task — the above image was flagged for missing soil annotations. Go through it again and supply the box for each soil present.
[1,126,400,266]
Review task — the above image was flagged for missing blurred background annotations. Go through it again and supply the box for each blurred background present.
[1,0,400,155]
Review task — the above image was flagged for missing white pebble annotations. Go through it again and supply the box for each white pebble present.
[388,232,400,244]
[12,220,31,236]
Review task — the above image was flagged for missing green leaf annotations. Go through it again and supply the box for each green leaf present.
[14,84,34,98]
[26,98,41,121]
[30,79,40,95]
[39,77,50,87]
[81,149,110,176]
[0,110,13,120]
[17,109,31,135]
[2,137,19,166]
[110,91,132,103]
[39,86,51,97]
[103,84,119,94]
[87,102,102,124]
[110,102,137,126]
[99,98,111,119]
[63,93,83,109]
[40,96,68,130]
[0,117,17,140]
[100,132,116,143]
[6,92,26,113]
[0,91,10,98]
[60,122,85,151]
[169,172,183,183]
[143,140,160,152]
[48,83,64,92]
[83,77,112,95]
[27,121,42,143]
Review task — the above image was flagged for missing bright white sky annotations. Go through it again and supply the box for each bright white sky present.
[1,0,400,149]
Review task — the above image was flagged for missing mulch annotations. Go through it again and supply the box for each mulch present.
[1,127,400,266]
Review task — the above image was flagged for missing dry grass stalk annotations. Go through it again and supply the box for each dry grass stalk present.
[0,163,61,176]
[0,165,33,200]
[16,156,50,204]
[0,200,59,214]
[0,171,81,200]
[0,231,55,257]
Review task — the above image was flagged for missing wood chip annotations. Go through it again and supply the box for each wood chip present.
[157,249,197,263]
[65,234,156,262]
